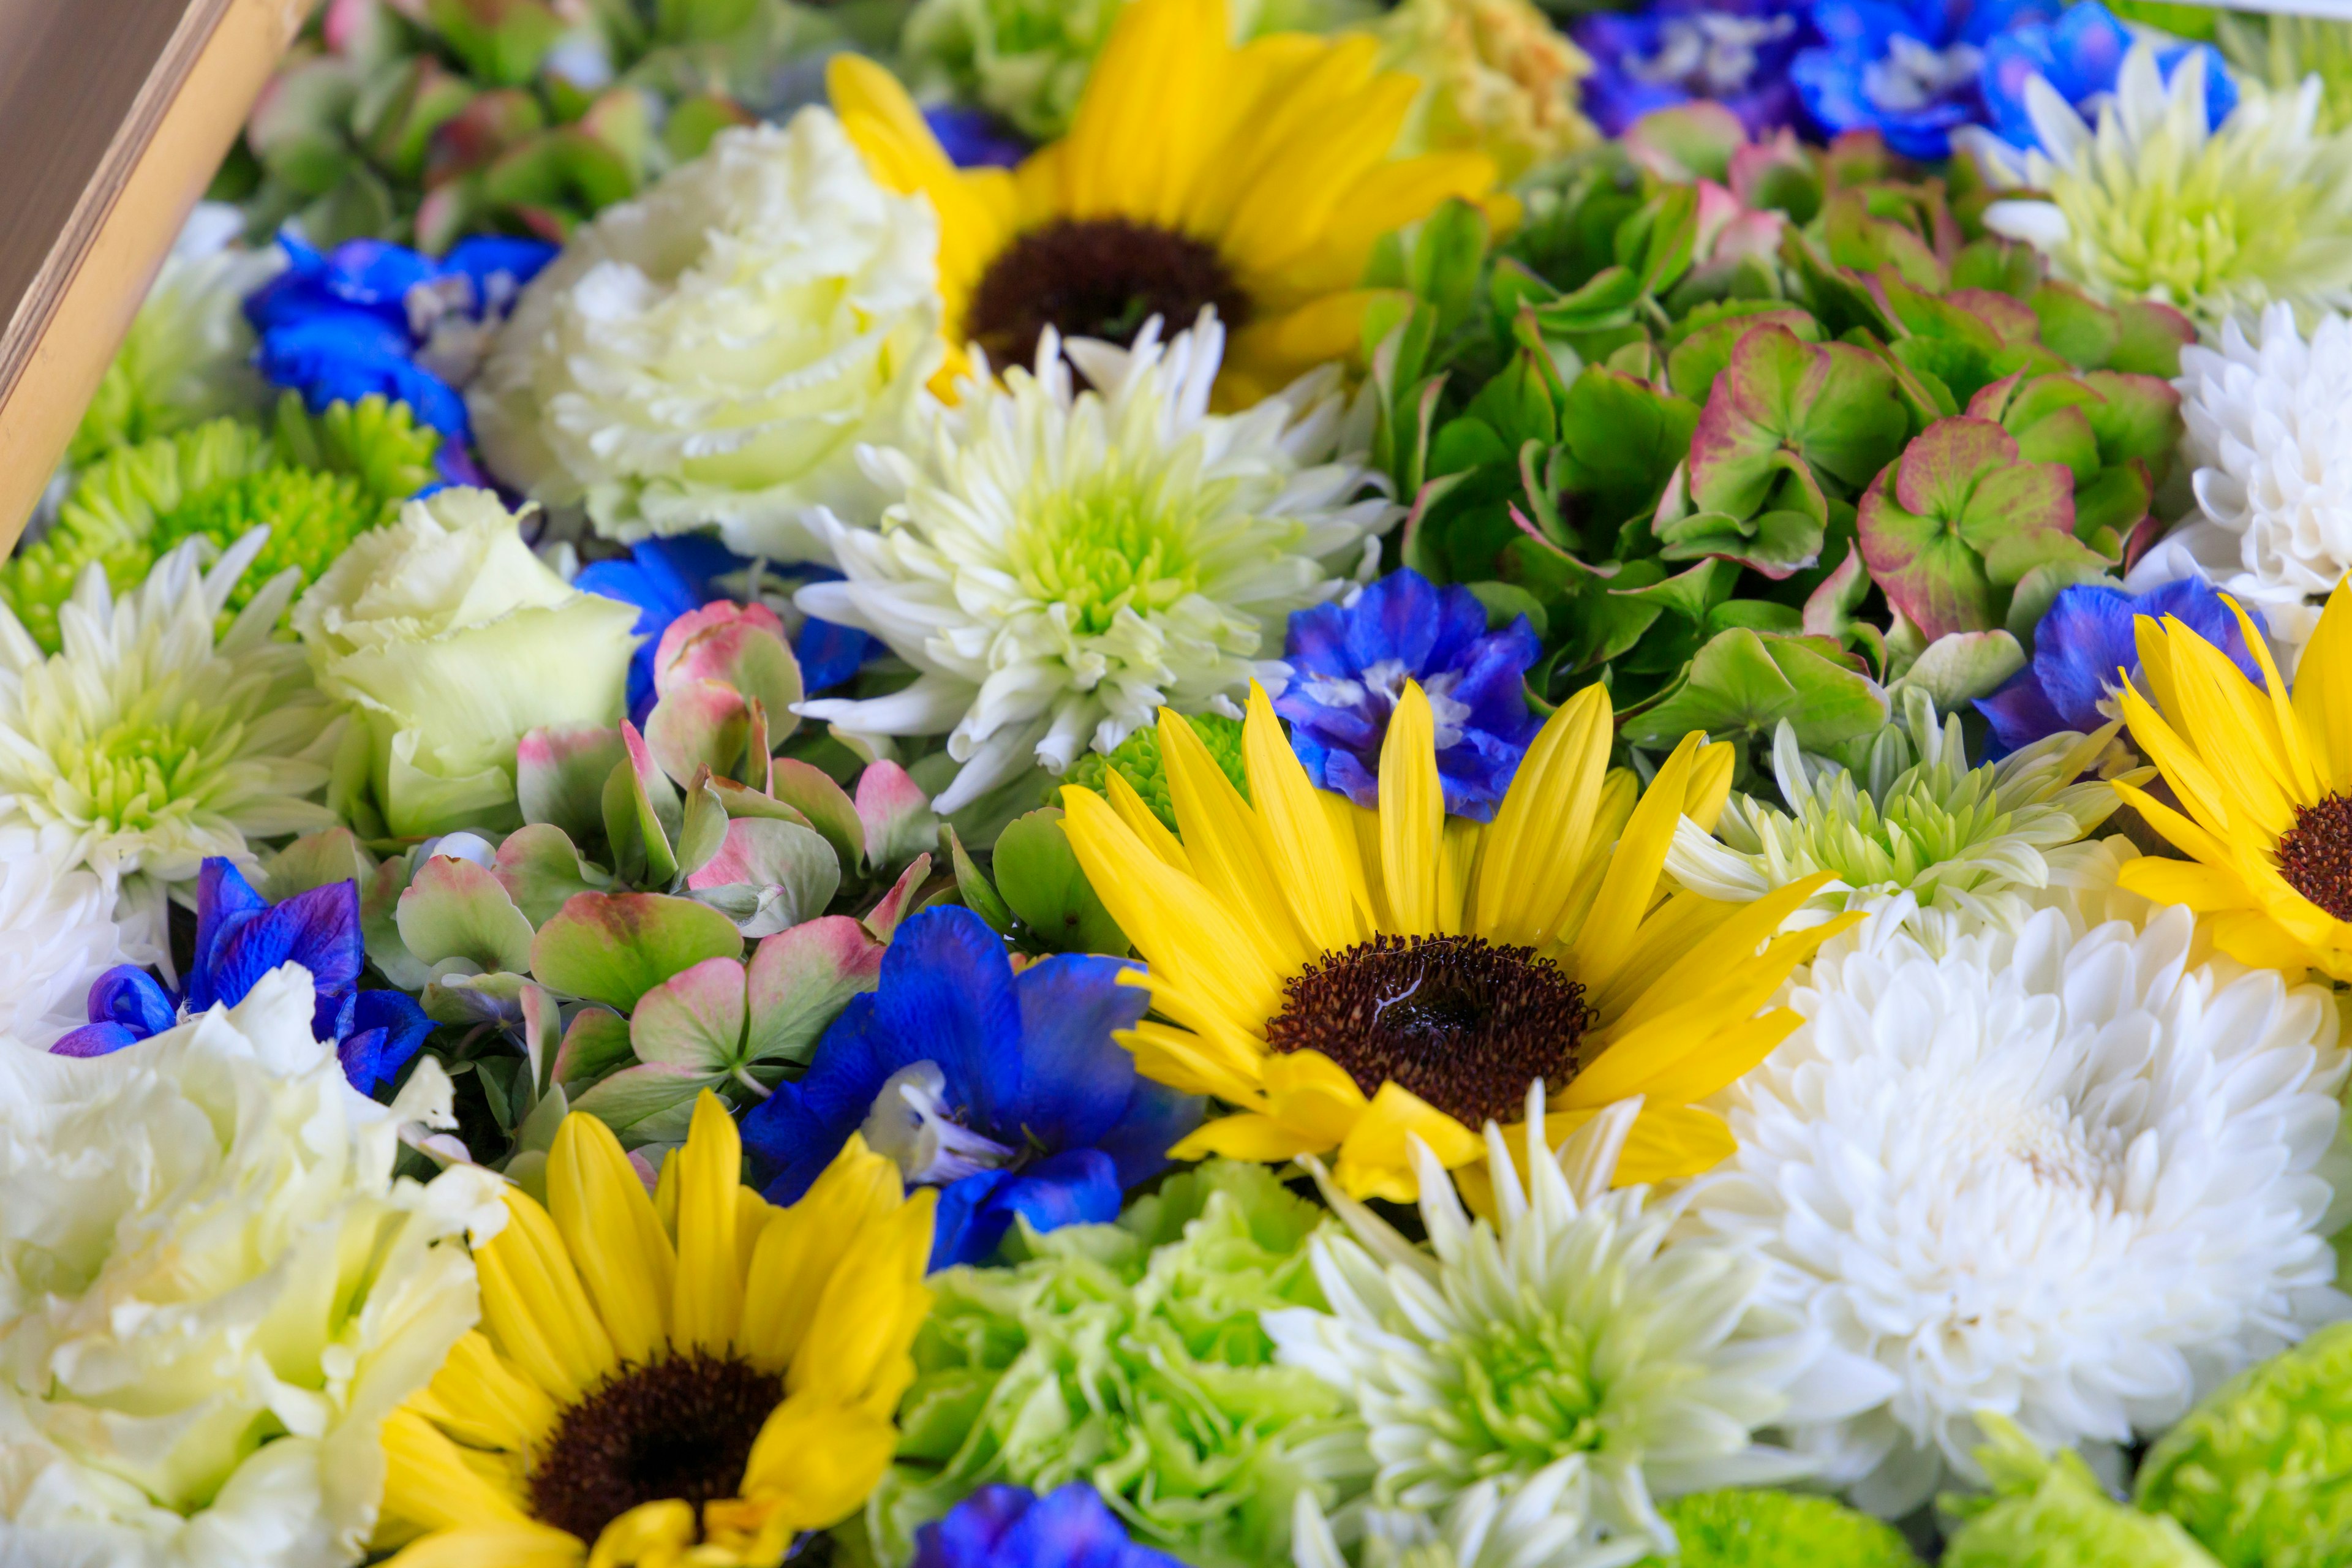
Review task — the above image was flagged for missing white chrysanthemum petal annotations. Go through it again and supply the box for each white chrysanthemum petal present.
[0,824,136,1048]
[1694,900,2352,1519]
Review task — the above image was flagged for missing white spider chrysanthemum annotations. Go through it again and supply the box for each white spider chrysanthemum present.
[798,310,1391,812]
[1264,1088,1859,1561]
[0,532,341,957]
[2130,303,2352,663]
[1665,691,2134,930]
[1289,1456,1646,1568]
[1692,894,2352,1520]
[1967,45,2352,329]
[0,824,137,1049]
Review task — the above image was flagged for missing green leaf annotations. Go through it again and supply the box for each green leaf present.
[993,809,1130,955]
[631,956,749,1072]
[553,1006,635,1096]
[397,854,537,973]
[742,915,887,1069]
[946,825,1018,937]
[530,892,744,1012]
[1619,627,1890,752]
[492,822,610,927]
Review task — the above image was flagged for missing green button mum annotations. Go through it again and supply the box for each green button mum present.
[1061,710,1248,829]
[1636,1491,1920,1568]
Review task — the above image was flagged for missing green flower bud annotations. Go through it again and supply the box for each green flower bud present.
[1944,1415,2220,1568]
[1062,712,1248,828]
[1637,1490,1920,1568]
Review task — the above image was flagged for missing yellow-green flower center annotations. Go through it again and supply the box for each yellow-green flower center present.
[2068,143,2318,303]
[57,688,243,830]
[1456,1310,1605,1470]
[1008,466,1223,635]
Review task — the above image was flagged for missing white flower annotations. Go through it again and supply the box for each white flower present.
[1265,1089,1854,1561]
[1692,894,2352,1519]
[0,824,137,1049]
[2129,304,2352,665]
[293,487,640,840]
[1289,1456,1642,1568]
[1665,691,2131,932]
[472,108,943,559]
[1967,47,2352,328]
[799,311,1390,812]
[0,533,341,959]
[0,963,506,1568]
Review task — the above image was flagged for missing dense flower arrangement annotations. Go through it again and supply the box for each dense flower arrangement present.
[9,0,2352,1563]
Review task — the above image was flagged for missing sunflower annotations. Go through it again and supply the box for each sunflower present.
[827,0,1500,405]
[2114,579,2352,981]
[374,1094,935,1568]
[1060,682,1860,1203]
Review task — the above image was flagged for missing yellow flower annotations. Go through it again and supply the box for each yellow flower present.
[827,0,1499,406]
[375,1094,935,1568]
[2114,579,2352,981]
[1060,681,1858,1204]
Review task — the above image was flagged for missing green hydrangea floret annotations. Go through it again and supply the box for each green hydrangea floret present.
[859,1158,1369,1568]
[1062,712,1248,828]
[1637,1490,1920,1568]
[1943,1416,2220,1567]
[2136,1322,2352,1568]
[4,393,437,650]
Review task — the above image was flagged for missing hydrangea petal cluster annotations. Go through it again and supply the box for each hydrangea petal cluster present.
[2131,303,2352,662]
[0,963,503,1568]
[1974,47,2352,329]
[1980,1,2234,153]
[0,532,341,958]
[0,824,137,1050]
[472,110,944,560]
[1276,567,1540,822]
[1793,0,2054,160]
[1694,896,2352,1518]
[1574,0,1812,137]
[799,313,1389,813]
[1265,1090,1840,1559]
[1665,692,2130,928]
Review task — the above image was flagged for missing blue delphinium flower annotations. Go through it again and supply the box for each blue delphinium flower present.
[1576,0,1815,138]
[576,535,876,725]
[922,104,1031,169]
[741,906,1201,1270]
[1977,577,2265,757]
[1276,567,1542,823]
[53,858,432,1095]
[244,232,556,444]
[913,1484,1186,1568]
[1978,1,2234,152]
[1793,0,2057,160]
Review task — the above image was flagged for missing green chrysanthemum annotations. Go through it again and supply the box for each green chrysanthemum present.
[1061,710,1249,828]
[2135,1322,2352,1568]
[1943,1417,2220,1567]
[1973,45,2352,328]
[1636,1491,1920,1568]
[4,394,437,651]
[1664,688,2131,927]
[860,1159,1369,1568]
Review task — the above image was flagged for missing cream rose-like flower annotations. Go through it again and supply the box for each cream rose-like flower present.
[799,311,1389,813]
[0,962,506,1568]
[1692,891,2352,1520]
[293,486,641,840]
[0,823,138,1049]
[471,108,943,560]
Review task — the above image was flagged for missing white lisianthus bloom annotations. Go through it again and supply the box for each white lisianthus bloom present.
[2125,304,2352,666]
[293,487,640,840]
[1265,1090,1861,1560]
[0,963,506,1568]
[1692,893,2352,1520]
[0,532,341,959]
[799,311,1390,812]
[471,108,943,560]
[0,824,138,1049]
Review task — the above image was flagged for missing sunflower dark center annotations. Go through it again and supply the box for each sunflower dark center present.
[529,1352,782,1545]
[1265,934,1595,1129]
[2277,793,2352,921]
[965,217,1252,372]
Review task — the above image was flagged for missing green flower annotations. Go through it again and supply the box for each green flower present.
[1635,1491,1919,1568]
[862,1159,1370,1568]
[1943,1416,2221,1567]
[1061,712,1248,829]
[2135,1322,2352,1568]
[1664,688,2130,927]
[4,395,437,652]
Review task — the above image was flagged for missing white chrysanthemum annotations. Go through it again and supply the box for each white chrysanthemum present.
[0,532,341,957]
[1290,1455,1639,1568]
[799,311,1390,812]
[472,108,943,559]
[1692,894,2352,1520]
[1265,1090,1855,1561]
[0,824,137,1049]
[1967,45,2352,328]
[2131,304,2352,663]
[0,962,506,1568]
[1665,692,2131,930]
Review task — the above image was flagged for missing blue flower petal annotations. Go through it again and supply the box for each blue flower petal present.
[1001,1483,1188,1568]
[796,615,873,695]
[85,965,177,1038]
[929,1169,1016,1270]
[921,105,1031,170]
[51,1022,146,1058]
[869,907,1023,1136]
[188,858,271,1013]
[1091,1077,1205,1191]
[1005,953,1152,1150]
[1344,570,1441,674]
[913,1485,1038,1568]
[206,879,364,1013]
[348,989,434,1093]
[744,994,910,1204]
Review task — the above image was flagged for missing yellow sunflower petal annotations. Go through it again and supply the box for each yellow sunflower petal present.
[1094,770,1191,875]
[584,1501,695,1568]
[380,1526,586,1568]
[2222,595,2321,805]
[1611,1102,1738,1184]
[2116,850,2261,914]
[2293,577,2352,792]
[740,1395,903,1533]
[1122,1014,1265,1101]
[1468,685,1611,944]
[1172,1110,1339,1163]
[379,1409,538,1536]
[546,1112,676,1367]
[413,1332,558,1457]
[475,1189,618,1407]
[1263,1048,1375,1145]
[1332,1082,1482,1202]
[739,1134,906,1376]
[2117,681,2233,831]
[1262,154,1501,300]
[2162,616,2296,835]
[1061,0,1229,224]
[1379,682,1447,934]
[788,1190,935,1408]
[671,1091,746,1356]
[1565,731,1702,988]
[1161,706,1316,969]
[1245,683,1367,951]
